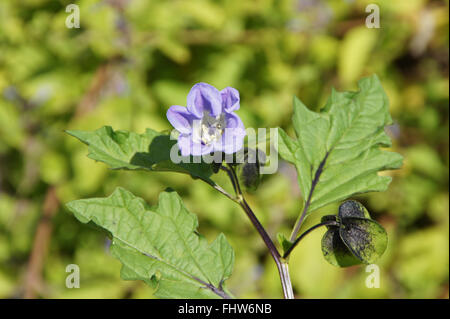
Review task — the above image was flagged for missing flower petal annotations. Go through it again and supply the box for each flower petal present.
[213,112,246,153]
[192,142,214,156]
[167,105,196,134]
[187,83,222,118]
[224,112,245,130]
[178,134,214,156]
[214,126,246,154]
[177,134,193,157]
[221,87,240,112]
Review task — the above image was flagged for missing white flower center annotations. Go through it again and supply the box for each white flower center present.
[193,112,225,145]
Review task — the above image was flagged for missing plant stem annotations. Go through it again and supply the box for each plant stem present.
[283,220,339,258]
[289,152,329,242]
[222,164,294,299]
[278,261,294,299]
[211,183,236,201]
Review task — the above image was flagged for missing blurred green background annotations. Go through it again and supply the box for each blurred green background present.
[0,0,448,299]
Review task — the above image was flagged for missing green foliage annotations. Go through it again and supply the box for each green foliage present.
[66,188,234,299]
[277,233,294,253]
[67,126,216,185]
[278,75,403,216]
[0,0,447,299]
[67,76,396,294]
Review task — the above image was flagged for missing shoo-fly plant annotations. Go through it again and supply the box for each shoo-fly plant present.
[66,75,403,299]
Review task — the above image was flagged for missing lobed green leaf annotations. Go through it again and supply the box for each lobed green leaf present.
[66,126,215,185]
[66,188,234,299]
[278,75,403,216]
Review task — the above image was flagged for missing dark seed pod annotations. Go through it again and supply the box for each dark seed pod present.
[338,200,370,219]
[321,214,339,229]
[235,148,265,192]
[321,200,388,267]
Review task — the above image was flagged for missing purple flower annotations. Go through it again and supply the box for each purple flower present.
[167,83,246,156]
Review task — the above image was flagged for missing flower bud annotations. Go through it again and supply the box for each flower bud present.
[235,148,265,192]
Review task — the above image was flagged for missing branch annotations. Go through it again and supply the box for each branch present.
[221,164,294,299]
[283,220,339,258]
[24,187,59,298]
[289,152,329,242]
